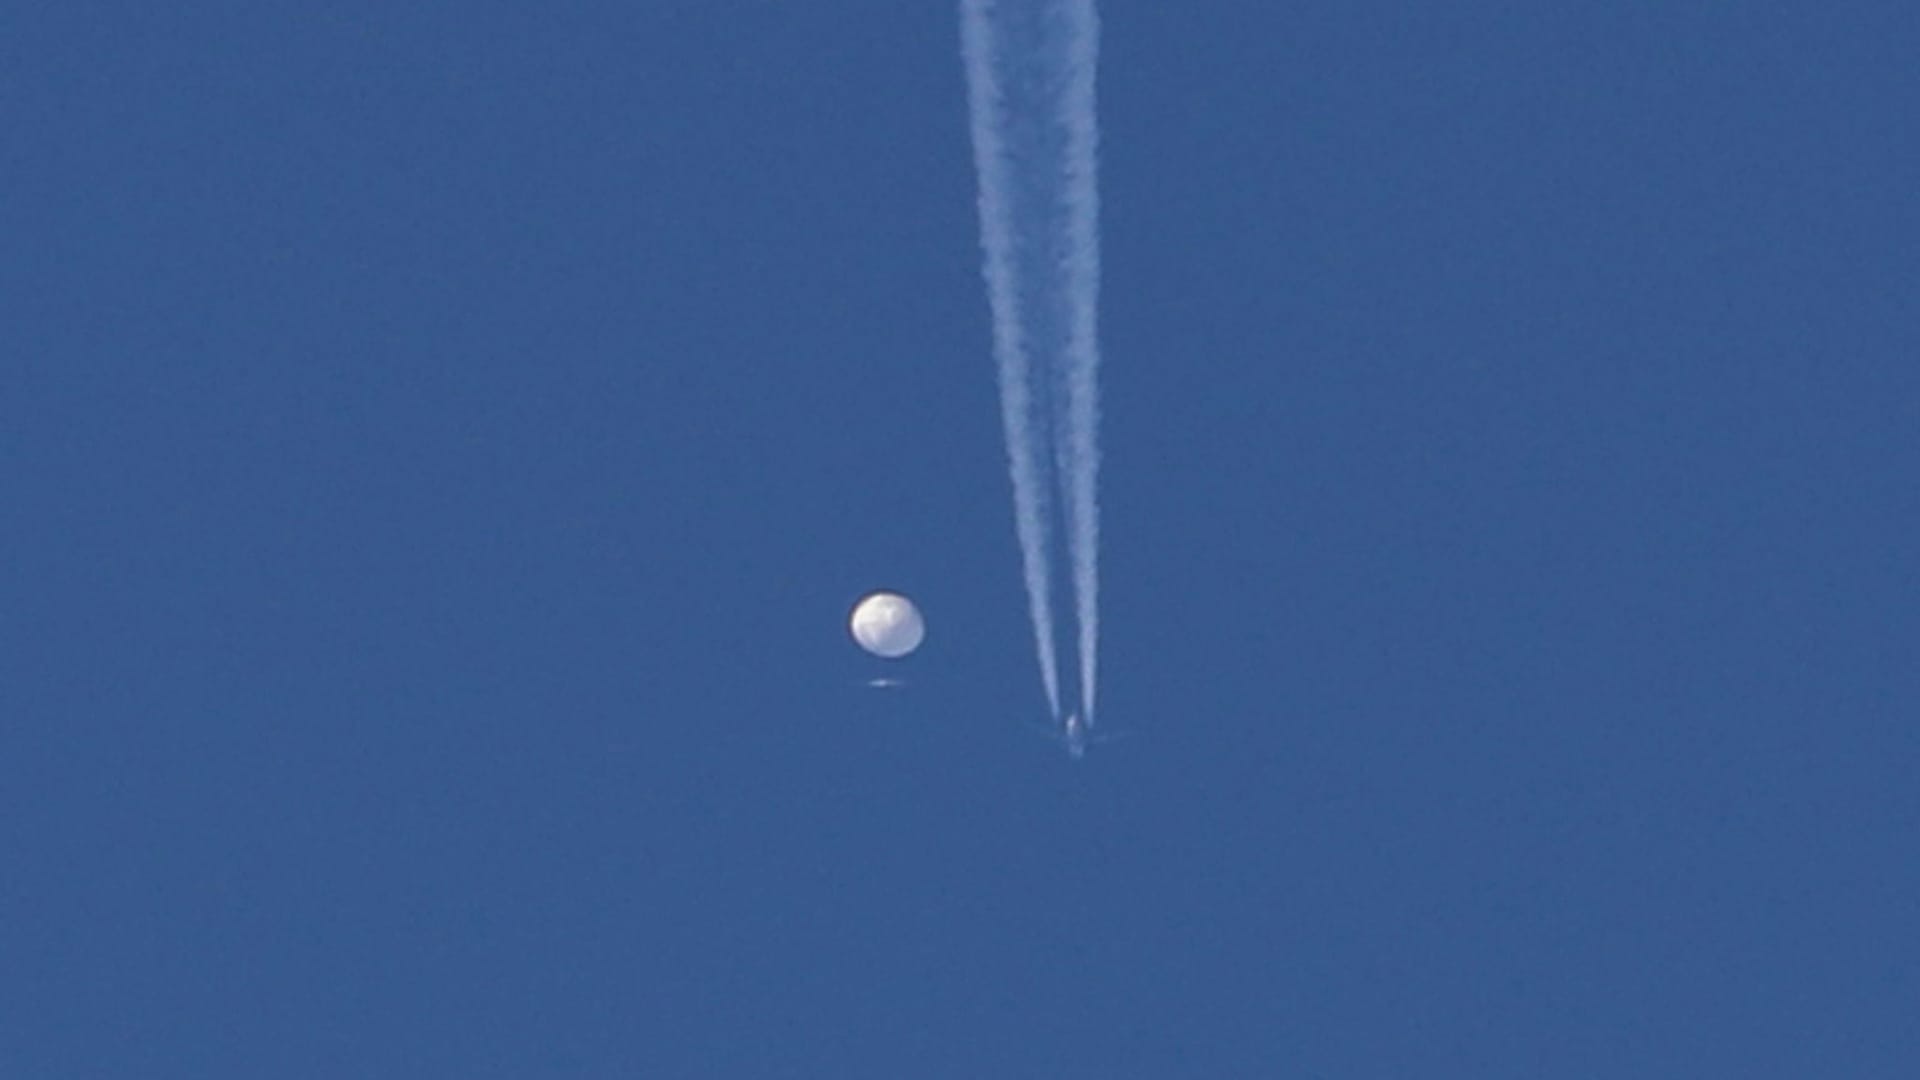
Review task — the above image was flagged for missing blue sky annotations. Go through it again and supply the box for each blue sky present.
[5,3,1916,1075]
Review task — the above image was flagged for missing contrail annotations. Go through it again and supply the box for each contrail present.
[960,0,1062,719]
[959,0,1102,726]
[1054,0,1102,727]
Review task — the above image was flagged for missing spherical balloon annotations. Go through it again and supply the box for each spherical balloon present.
[849,591,925,659]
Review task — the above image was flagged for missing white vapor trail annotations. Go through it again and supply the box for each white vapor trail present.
[960,0,1102,726]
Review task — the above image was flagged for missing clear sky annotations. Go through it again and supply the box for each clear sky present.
[6,3,1916,1075]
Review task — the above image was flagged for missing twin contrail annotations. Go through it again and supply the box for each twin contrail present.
[960,0,1103,726]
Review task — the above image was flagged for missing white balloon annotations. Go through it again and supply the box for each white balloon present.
[849,591,925,659]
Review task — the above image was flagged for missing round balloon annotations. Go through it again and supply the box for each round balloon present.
[849,591,925,659]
